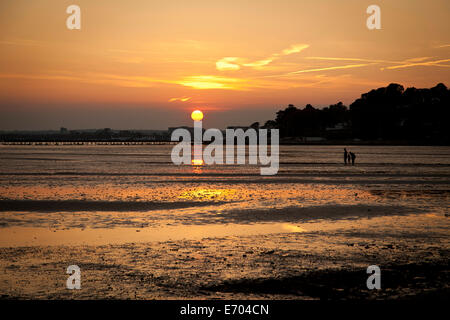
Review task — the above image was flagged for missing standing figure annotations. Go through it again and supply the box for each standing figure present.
[350,152,356,165]
[344,148,348,165]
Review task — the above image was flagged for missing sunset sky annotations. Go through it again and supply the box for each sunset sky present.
[0,0,449,130]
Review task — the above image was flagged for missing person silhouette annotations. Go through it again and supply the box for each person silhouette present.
[344,148,348,165]
[350,152,356,165]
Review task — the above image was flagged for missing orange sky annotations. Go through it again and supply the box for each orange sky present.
[0,0,449,129]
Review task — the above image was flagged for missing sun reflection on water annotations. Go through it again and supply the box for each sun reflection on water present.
[282,224,306,232]
[178,188,237,201]
[191,159,204,166]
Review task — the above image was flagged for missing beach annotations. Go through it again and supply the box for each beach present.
[0,145,449,299]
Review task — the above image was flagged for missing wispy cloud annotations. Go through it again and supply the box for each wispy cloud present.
[242,59,274,68]
[383,58,450,70]
[280,44,310,55]
[305,56,450,71]
[169,96,191,102]
[289,63,371,74]
[262,63,372,78]
[216,57,241,71]
[213,46,447,90]
[0,72,246,91]
[216,43,309,71]
[2,46,447,94]
[305,56,400,64]
[176,75,243,90]
[404,57,432,63]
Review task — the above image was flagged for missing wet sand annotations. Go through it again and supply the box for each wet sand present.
[0,212,448,300]
[0,145,448,300]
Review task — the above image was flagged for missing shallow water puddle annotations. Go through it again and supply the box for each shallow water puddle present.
[0,212,447,247]
[0,223,308,247]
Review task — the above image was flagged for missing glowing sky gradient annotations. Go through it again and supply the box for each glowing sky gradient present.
[0,0,449,129]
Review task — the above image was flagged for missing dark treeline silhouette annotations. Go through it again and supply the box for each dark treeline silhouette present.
[1,83,448,145]
[262,83,449,144]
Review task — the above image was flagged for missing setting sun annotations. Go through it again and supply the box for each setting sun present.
[191,110,204,121]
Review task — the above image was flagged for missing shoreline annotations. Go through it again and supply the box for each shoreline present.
[1,141,449,146]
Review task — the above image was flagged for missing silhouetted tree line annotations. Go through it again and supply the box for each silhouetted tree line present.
[262,83,449,144]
